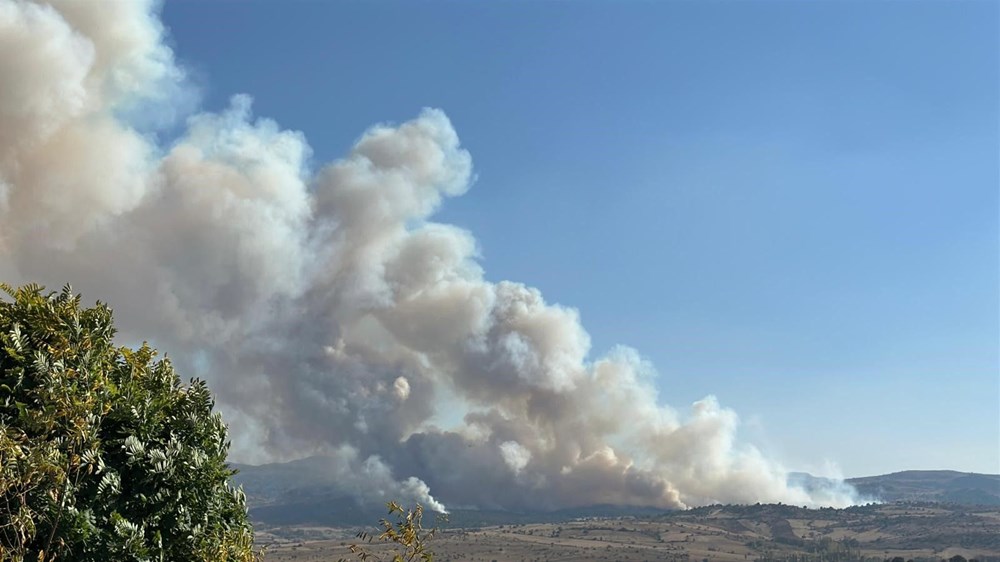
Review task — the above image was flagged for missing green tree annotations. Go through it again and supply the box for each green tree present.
[0,283,261,562]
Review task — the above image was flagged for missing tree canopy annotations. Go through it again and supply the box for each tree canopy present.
[0,283,259,562]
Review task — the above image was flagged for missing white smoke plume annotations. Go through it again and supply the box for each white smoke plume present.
[0,0,861,511]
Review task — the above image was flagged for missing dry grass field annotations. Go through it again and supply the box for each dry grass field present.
[256,503,1000,562]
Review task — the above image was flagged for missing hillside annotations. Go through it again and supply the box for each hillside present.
[258,502,1000,562]
[230,458,1000,528]
[230,460,1000,560]
[847,471,1000,505]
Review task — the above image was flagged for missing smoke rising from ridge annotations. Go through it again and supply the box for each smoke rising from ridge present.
[0,0,861,511]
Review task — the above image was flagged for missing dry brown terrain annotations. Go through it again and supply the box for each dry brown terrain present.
[257,503,1000,562]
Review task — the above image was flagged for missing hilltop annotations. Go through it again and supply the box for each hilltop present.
[847,471,1000,505]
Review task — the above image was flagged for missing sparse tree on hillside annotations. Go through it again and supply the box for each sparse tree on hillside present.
[0,283,261,562]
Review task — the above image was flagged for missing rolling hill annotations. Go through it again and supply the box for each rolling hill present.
[847,470,1000,505]
[230,457,1000,527]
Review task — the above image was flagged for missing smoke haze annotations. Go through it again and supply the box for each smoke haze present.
[0,0,861,512]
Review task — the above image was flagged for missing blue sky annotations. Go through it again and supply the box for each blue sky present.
[162,0,998,477]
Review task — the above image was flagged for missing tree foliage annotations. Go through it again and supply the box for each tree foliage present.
[339,502,443,562]
[0,283,260,562]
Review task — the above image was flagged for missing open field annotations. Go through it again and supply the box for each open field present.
[257,503,1000,562]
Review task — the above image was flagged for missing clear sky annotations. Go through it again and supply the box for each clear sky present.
[161,0,998,477]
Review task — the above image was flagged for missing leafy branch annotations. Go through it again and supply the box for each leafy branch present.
[339,501,446,562]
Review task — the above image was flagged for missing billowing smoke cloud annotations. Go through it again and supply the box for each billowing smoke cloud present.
[0,0,860,511]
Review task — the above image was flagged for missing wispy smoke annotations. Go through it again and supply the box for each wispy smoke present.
[0,0,861,511]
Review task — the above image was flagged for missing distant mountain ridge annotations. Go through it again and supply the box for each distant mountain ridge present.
[230,458,1000,527]
[846,470,1000,505]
